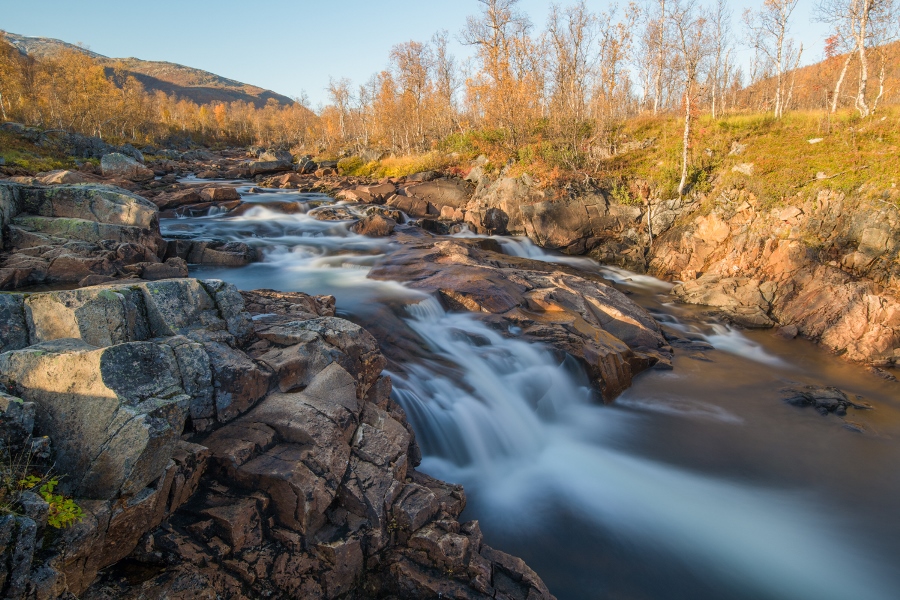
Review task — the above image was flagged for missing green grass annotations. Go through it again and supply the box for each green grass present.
[338,152,458,179]
[0,130,82,174]
[602,108,900,209]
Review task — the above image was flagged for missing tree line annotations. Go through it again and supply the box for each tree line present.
[0,0,898,169]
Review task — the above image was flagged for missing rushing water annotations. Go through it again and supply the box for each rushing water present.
[163,186,900,600]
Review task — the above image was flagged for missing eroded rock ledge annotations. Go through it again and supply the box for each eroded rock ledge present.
[0,278,555,600]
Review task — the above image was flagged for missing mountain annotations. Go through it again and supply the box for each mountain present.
[2,31,296,108]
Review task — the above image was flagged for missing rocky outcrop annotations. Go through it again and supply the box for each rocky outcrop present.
[0,279,555,599]
[369,232,671,400]
[0,183,185,289]
[100,153,154,182]
[650,190,900,365]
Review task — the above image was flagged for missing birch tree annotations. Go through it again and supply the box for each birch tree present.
[670,0,710,196]
[744,0,799,119]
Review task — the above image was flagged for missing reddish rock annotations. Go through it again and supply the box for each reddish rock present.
[199,186,241,202]
[351,214,396,237]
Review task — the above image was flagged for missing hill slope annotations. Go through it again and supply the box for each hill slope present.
[3,31,296,108]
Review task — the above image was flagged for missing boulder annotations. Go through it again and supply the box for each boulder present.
[0,339,190,499]
[672,275,776,328]
[199,186,241,202]
[406,170,439,182]
[165,239,258,266]
[404,178,472,211]
[100,153,155,182]
[352,215,396,237]
[152,187,202,209]
[249,160,292,177]
[36,170,95,185]
[387,194,437,218]
[297,158,318,174]
[259,149,293,163]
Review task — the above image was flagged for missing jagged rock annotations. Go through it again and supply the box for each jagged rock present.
[100,153,154,182]
[672,275,776,328]
[369,235,670,400]
[308,205,357,221]
[0,272,555,600]
[151,188,202,210]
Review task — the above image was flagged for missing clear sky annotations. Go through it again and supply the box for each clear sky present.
[2,1,830,108]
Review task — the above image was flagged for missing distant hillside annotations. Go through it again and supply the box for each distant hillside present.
[2,31,296,109]
[736,40,900,113]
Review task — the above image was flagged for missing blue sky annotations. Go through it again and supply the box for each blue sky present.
[3,1,829,108]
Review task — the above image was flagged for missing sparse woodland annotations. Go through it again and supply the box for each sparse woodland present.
[1,0,899,185]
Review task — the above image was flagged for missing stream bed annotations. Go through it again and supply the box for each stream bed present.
[162,186,900,600]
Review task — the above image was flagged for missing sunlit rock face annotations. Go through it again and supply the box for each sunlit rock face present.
[649,190,900,364]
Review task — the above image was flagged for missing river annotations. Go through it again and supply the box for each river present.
[162,185,900,600]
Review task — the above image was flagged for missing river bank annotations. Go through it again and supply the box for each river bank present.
[0,136,898,599]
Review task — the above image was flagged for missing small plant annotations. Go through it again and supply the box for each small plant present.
[611,181,636,205]
[18,476,84,529]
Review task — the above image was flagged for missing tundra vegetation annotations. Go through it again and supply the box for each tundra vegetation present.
[0,0,898,198]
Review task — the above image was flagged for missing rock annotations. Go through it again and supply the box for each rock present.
[387,194,438,218]
[729,141,746,155]
[261,172,303,188]
[36,170,95,185]
[165,239,257,266]
[360,182,396,201]
[672,275,775,328]
[407,170,439,182]
[152,188,203,209]
[259,149,293,163]
[308,205,357,221]
[100,153,155,182]
[199,186,241,202]
[0,264,555,600]
[297,158,318,174]
[781,385,869,416]
[182,149,214,162]
[0,182,168,289]
[0,294,29,353]
[732,163,755,176]
[776,324,799,339]
[118,144,144,163]
[778,206,803,221]
[337,188,373,203]
[369,236,670,400]
[248,160,292,177]
[0,339,190,499]
[481,206,509,234]
[352,215,395,237]
[404,178,472,212]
